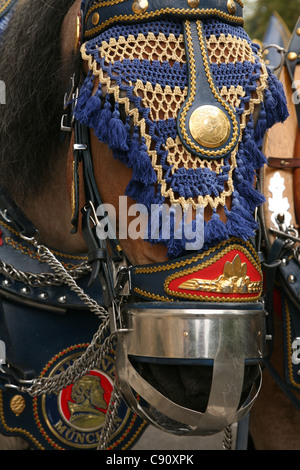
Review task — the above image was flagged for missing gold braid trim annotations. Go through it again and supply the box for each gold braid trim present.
[134,237,261,274]
[0,219,88,263]
[0,0,14,15]
[84,5,243,38]
[133,287,174,301]
[134,286,260,303]
[123,420,148,450]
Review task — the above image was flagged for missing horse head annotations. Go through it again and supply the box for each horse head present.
[58,0,289,437]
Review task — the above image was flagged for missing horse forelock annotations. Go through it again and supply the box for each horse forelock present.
[0,0,78,204]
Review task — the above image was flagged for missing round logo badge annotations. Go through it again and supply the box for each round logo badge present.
[35,347,146,449]
[189,105,231,148]
[57,369,113,431]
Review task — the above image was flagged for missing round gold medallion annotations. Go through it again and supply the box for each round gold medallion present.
[189,105,231,149]
[92,12,100,26]
[227,0,236,14]
[287,51,297,62]
[132,0,149,14]
[187,0,200,7]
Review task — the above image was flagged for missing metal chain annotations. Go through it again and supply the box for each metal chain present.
[97,382,122,450]
[222,425,233,450]
[22,318,113,396]
[2,237,239,450]
[35,243,108,319]
[0,258,91,287]
[15,240,121,448]
[19,240,113,397]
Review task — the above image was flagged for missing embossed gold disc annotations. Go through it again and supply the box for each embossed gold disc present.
[189,105,231,148]
[132,0,149,14]
[92,12,99,25]
[10,395,26,416]
[187,0,200,7]
[227,0,236,14]
[287,51,297,62]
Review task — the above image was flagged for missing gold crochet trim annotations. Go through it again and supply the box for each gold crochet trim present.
[0,0,14,15]
[206,33,256,65]
[101,31,186,64]
[81,25,268,212]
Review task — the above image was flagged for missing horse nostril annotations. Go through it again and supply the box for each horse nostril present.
[130,360,260,414]
[131,361,213,413]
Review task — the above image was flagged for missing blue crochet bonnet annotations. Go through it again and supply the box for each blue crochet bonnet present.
[74,0,288,259]
[0,0,17,37]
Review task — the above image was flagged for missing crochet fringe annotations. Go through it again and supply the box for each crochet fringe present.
[145,206,205,258]
[73,30,289,259]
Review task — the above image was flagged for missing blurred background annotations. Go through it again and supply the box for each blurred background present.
[243,0,300,41]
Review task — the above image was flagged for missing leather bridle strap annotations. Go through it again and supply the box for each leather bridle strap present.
[285,16,300,130]
[267,157,300,169]
[0,184,38,240]
[72,119,123,305]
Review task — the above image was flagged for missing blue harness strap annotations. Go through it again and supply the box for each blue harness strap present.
[82,0,244,38]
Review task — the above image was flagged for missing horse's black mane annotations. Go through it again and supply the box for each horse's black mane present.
[0,0,78,203]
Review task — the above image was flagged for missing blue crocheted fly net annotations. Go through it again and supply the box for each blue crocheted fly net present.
[74,16,288,259]
[0,0,17,38]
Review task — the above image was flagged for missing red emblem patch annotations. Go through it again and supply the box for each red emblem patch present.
[164,249,262,301]
[33,347,147,450]
[58,369,114,432]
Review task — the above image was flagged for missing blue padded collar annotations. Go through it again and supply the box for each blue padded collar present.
[82,0,243,39]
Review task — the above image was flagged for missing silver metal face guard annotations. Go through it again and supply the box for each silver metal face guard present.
[111,302,265,436]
